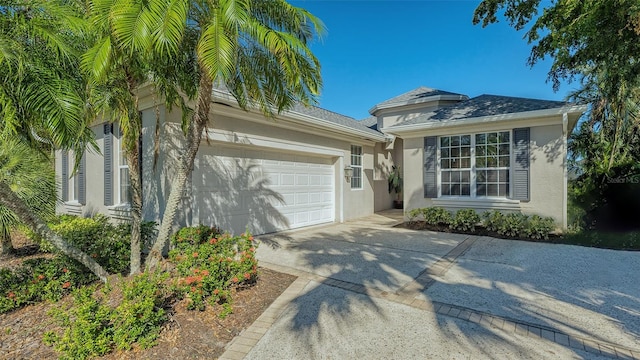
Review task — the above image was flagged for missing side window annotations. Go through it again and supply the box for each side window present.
[350,145,363,189]
[117,127,131,204]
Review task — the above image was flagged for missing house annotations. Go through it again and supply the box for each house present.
[56,86,586,234]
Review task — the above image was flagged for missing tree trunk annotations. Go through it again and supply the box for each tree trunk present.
[0,227,14,256]
[125,84,144,275]
[145,75,213,271]
[127,131,143,275]
[0,181,109,282]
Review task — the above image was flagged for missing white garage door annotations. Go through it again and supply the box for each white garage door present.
[195,145,335,235]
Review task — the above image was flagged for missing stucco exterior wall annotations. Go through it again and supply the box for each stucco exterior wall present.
[523,124,566,225]
[402,121,567,227]
[373,138,403,211]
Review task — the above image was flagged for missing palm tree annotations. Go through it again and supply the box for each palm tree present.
[101,0,324,270]
[0,137,56,255]
[82,0,153,274]
[0,0,109,281]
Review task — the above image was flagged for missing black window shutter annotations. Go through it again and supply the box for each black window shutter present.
[61,151,68,202]
[424,136,438,198]
[104,123,113,206]
[512,128,530,201]
[78,152,86,204]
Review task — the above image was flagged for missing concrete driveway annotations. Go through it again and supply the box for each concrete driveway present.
[221,213,640,359]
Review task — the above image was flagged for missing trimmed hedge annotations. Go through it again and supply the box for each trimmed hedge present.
[406,207,556,240]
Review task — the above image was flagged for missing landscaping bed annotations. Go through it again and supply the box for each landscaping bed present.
[400,207,640,250]
[0,266,294,360]
[0,217,297,358]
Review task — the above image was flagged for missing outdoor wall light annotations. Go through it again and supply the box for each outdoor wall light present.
[344,165,353,183]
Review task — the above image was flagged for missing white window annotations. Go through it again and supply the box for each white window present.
[439,131,511,198]
[67,152,79,202]
[116,127,131,204]
[350,145,363,189]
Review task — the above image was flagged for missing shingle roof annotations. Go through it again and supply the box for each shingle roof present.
[390,94,570,127]
[358,116,378,131]
[212,83,383,137]
[374,86,467,108]
[289,103,383,137]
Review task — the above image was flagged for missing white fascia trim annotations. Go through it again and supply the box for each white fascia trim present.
[211,89,386,143]
[368,94,469,115]
[204,128,344,157]
[433,197,521,211]
[384,105,588,136]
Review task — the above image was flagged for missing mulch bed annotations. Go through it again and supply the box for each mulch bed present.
[0,234,296,360]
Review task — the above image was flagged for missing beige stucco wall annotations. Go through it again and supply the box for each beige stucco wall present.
[523,124,566,225]
[373,138,403,211]
[402,121,567,227]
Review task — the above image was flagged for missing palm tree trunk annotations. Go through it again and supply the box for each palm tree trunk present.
[0,181,109,282]
[127,138,143,275]
[0,227,14,256]
[145,75,213,271]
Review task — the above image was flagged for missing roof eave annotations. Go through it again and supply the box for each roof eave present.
[368,94,469,115]
[383,104,588,136]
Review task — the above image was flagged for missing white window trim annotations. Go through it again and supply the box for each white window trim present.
[437,131,513,199]
[350,145,363,190]
[115,126,131,206]
[66,151,79,204]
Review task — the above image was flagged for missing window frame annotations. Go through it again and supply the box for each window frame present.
[350,145,363,190]
[437,131,512,199]
[67,151,79,203]
[115,126,131,205]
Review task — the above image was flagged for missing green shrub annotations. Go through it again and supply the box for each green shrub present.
[482,210,504,232]
[450,209,481,232]
[1,215,157,314]
[44,272,170,359]
[112,272,169,350]
[169,230,257,311]
[422,207,453,226]
[0,257,94,314]
[406,208,423,222]
[524,215,556,240]
[44,286,113,360]
[50,215,130,274]
[29,215,157,274]
[497,213,529,237]
[170,224,223,249]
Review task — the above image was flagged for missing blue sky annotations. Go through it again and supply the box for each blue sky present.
[291,0,574,120]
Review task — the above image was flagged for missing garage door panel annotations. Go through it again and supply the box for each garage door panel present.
[196,146,335,235]
[281,174,295,186]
